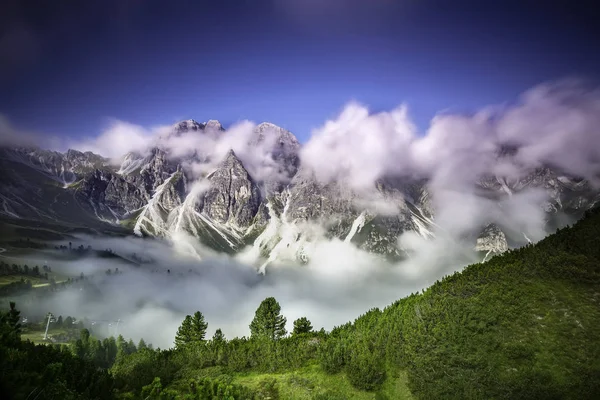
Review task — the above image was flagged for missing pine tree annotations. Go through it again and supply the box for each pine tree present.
[116,334,128,359]
[7,302,21,334]
[138,338,148,350]
[0,302,22,345]
[212,328,225,343]
[250,297,287,340]
[103,336,118,367]
[127,339,137,354]
[174,311,208,349]
[292,317,313,335]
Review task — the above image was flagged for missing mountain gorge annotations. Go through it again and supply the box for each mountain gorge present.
[1,119,599,270]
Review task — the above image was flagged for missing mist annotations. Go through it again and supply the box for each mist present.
[12,233,440,349]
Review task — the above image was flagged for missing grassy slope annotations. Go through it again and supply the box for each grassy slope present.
[20,327,71,345]
[232,365,413,400]
[167,363,413,400]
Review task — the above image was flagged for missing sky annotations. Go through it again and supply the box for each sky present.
[1,0,599,143]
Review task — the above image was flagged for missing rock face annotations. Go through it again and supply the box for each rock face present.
[1,119,599,268]
[77,169,147,216]
[0,147,109,186]
[475,224,509,257]
[199,150,262,228]
[287,167,356,221]
[173,119,205,134]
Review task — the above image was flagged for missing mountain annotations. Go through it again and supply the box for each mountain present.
[1,120,599,268]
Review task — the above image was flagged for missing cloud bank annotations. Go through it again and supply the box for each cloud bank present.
[302,79,600,189]
[12,233,419,348]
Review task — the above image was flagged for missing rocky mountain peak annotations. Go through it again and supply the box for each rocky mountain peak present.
[198,148,262,227]
[223,148,239,162]
[475,223,509,257]
[65,148,83,158]
[204,120,225,131]
[253,122,300,148]
[65,148,107,166]
[173,119,205,134]
[250,122,301,184]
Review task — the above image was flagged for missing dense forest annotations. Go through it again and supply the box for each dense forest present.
[1,207,600,399]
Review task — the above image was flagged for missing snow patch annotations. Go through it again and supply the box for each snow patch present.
[344,211,366,243]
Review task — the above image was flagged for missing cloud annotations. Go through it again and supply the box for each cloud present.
[10,233,412,348]
[497,80,600,180]
[301,102,417,191]
[301,79,600,189]
[297,78,600,262]
[68,119,157,161]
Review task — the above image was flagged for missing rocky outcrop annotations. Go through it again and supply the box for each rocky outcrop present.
[475,223,509,255]
[205,120,225,131]
[173,119,205,134]
[128,148,178,197]
[77,169,146,216]
[287,167,356,222]
[199,150,262,228]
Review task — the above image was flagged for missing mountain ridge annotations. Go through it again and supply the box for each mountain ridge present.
[1,120,599,269]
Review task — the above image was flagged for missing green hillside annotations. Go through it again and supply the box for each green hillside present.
[1,207,599,399]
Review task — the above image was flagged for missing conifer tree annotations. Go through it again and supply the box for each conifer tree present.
[174,311,208,349]
[250,297,287,340]
[138,338,148,350]
[212,328,225,343]
[292,317,313,335]
[0,302,21,344]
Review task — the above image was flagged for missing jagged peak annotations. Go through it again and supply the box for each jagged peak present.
[218,149,247,169]
[256,121,279,129]
[224,148,237,159]
[65,148,83,157]
[253,122,300,148]
[173,119,205,133]
[204,119,225,131]
[65,148,106,162]
[255,122,289,133]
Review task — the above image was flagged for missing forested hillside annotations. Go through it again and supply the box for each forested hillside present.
[1,208,599,399]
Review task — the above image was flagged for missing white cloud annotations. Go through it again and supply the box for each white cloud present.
[68,119,156,161]
[301,102,417,191]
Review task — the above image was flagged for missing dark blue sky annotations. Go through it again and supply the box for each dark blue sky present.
[1,0,599,142]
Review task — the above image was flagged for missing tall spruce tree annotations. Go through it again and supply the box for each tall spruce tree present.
[174,311,208,349]
[250,297,287,340]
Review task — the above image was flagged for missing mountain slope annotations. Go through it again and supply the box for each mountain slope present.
[332,206,600,399]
